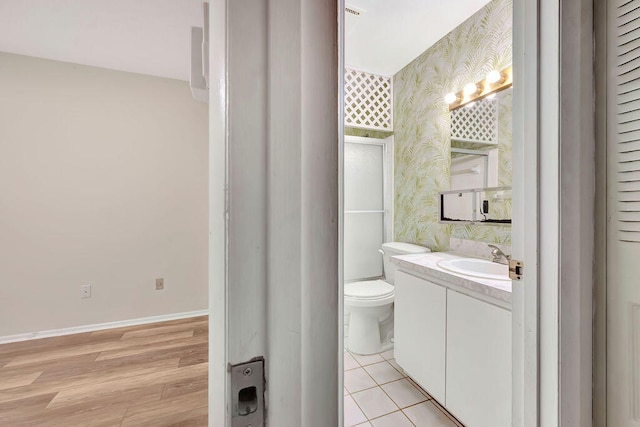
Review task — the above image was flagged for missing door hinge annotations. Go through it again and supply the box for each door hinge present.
[230,358,265,427]
[509,259,524,280]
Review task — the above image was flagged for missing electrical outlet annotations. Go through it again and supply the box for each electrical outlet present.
[155,278,164,290]
[81,284,91,299]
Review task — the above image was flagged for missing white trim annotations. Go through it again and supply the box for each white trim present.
[512,0,542,425]
[207,0,228,425]
[593,0,607,425]
[299,1,340,422]
[344,135,385,145]
[538,0,561,424]
[0,310,208,344]
[385,135,395,242]
[338,1,346,425]
[558,0,594,425]
[342,64,392,79]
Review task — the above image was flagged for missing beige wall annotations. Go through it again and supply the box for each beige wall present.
[0,53,208,336]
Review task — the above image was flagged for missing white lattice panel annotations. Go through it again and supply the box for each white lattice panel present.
[345,68,393,131]
[451,99,498,144]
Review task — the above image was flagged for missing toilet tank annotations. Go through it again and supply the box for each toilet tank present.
[381,242,431,285]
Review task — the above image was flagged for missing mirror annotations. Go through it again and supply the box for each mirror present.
[440,187,512,224]
[450,87,512,190]
[450,148,498,190]
[442,87,512,226]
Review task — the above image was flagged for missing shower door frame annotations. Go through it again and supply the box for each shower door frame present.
[344,135,394,282]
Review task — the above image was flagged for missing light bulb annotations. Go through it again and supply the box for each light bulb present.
[486,93,496,99]
[465,101,476,109]
[444,92,458,104]
[464,83,479,96]
[486,70,503,83]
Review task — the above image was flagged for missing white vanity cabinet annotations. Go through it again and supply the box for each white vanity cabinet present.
[446,290,511,427]
[394,271,447,403]
[394,269,511,427]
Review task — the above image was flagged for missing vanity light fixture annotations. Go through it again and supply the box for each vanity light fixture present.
[464,83,481,97]
[446,65,512,111]
[486,70,504,84]
[444,92,459,105]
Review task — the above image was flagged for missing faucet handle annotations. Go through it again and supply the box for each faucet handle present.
[487,244,510,263]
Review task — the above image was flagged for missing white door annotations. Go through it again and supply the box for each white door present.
[606,0,640,424]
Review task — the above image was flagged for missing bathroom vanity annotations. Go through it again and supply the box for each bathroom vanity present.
[392,252,511,427]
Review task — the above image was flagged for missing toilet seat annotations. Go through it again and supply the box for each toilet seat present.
[345,280,394,307]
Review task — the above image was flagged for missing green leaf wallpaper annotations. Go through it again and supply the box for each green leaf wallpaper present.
[393,0,512,251]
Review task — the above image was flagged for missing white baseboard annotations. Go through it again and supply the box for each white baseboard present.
[0,309,209,344]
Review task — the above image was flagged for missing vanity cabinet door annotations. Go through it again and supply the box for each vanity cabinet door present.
[446,290,511,427]
[394,271,446,403]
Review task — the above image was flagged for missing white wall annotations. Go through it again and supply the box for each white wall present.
[0,52,209,337]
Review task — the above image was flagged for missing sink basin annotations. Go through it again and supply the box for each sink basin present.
[436,258,510,281]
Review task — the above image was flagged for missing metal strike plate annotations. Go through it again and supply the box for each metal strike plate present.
[231,358,265,427]
[509,259,524,280]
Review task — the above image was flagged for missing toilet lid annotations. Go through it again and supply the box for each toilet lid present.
[345,280,394,299]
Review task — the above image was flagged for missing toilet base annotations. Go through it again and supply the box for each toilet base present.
[347,305,394,355]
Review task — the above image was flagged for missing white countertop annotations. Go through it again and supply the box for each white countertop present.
[391,252,512,306]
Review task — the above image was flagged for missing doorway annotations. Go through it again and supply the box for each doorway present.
[341,1,516,426]
[208,0,585,424]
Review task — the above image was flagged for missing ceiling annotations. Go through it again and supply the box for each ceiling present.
[0,0,491,81]
[0,0,204,81]
[346,0,492,76]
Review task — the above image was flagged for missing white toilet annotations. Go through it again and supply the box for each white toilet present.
[345,242,430,355]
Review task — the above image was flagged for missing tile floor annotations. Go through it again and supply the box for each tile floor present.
[343,345,464,427]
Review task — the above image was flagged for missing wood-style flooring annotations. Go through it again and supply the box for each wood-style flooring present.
[0,316,208,426]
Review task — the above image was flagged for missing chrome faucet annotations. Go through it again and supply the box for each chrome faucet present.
[488,244,511,264]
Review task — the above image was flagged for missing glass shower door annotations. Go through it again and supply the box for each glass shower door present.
[344,138,388,281]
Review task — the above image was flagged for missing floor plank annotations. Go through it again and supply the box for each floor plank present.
[5,330,196,368]
[44,358,184,408]
[121,320,208,340]
[121,389,207,427]
[0,369,43,390]
[0,393,57,424]
[127,405,208,427]
[0,316,208,426]
[0,357,180,405]
[162,373,208,399]
[94,334,205,362]
[178,344,208,368]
